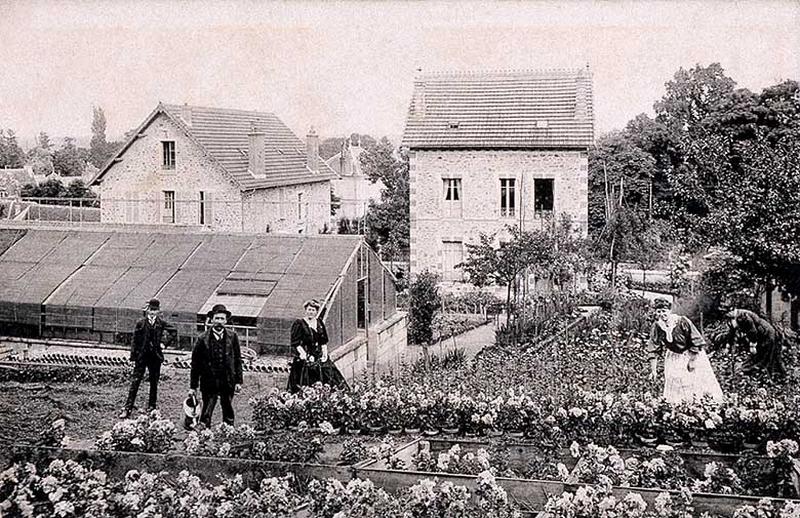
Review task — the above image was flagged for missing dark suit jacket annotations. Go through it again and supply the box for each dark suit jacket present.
[190,328,243,393]
[290,318,329,358]
[131,316,177,363]
[727,309,778,344]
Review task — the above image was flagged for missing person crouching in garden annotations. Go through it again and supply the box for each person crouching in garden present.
[647,297,724,404]
[719,308,788,379]
[287,299,348,393]
[189,304,243,427]
[120,298,177,419]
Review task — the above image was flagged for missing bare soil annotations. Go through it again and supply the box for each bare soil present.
[0,368,277,446]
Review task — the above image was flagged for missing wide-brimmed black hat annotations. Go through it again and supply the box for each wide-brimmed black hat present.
[207,304,231,319]
[146,298,161,310]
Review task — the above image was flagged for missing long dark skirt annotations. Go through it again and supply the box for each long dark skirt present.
[287,358,349,394]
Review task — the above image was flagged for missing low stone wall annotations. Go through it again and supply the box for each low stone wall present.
[333,311,408,381]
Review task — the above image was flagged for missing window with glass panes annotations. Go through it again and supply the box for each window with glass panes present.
[162,141,175,169]
[442,178,462,218]
[500,178,516,217]
[162,191,175,224]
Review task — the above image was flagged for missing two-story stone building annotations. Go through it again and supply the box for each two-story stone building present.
[402,67,594,283]
[90,103,336,234]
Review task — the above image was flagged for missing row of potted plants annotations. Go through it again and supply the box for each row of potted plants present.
[249,382,799,451]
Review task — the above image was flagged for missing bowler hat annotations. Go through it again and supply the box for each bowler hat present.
[146,298,161,310]
[653,298,672,310]
[207,303,232,319]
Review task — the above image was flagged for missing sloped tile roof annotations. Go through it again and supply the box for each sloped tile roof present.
[402,68,594,150]
[325,143,366,177]
[91,103,336,191]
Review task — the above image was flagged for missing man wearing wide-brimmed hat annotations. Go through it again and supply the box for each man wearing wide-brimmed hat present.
[189,304,243,427]
[119,298,177,419]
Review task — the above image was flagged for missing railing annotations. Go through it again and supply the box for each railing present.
[14,197,358,233]
[38,313,260,351]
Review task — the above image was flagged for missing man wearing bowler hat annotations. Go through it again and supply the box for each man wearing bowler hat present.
[120,298,177,419]
[189,304,243,427]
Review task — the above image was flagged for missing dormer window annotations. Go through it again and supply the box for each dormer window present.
[448,121,460,129]
[162,141,176,169]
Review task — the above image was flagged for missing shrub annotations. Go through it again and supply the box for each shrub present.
[409,270,441,345]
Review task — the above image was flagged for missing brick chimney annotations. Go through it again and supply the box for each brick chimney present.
[180,103,192,128]
[574,65,591,120]
[306,127,319,173]
[248,122,265,176]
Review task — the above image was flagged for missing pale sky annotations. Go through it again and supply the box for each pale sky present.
[1,0,798,146]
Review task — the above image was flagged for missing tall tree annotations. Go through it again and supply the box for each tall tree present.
[89,106,110,168]
[27,131,55,176]
[0,129,25,168]
[588,131,657,234]
[654,63,737,133]
[361,137,409,260]
[52,137,87,177]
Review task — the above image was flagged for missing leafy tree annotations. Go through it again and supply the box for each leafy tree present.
[459,226,554,321]
[408,270,441,346]
[21,178,66,198]
[0,129,25,168]
[670,130,800,301]
[361,138,409,261]
[52,137,87,176]
[89,106,111,168]
[37,131,52,150]
[351,133,377,149]
[319,137,346,161]
[654,63,736,133]
[588,131,657,234]
[27,131,55,176]
[64,179,96,200]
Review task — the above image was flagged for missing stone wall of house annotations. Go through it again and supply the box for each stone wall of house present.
[98,113,243,229]
[98,113,331,233]
[408,149,588,277]
[243,181,332,234]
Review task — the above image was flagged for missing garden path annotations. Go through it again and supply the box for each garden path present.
[430,318,497,360]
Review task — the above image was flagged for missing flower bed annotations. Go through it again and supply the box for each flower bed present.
[566,442,799,499]
[0,458,307,518]
[0,453,522,518]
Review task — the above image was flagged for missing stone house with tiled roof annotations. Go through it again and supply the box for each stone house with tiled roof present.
[326,139,384,220]
[90,103,336,234]
[402,67,594,283]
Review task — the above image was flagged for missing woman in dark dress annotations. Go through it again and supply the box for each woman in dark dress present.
[287,299,349,393]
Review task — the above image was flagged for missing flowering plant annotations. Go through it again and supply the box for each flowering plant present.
[691,462,745,495]
[95,410,175,453]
